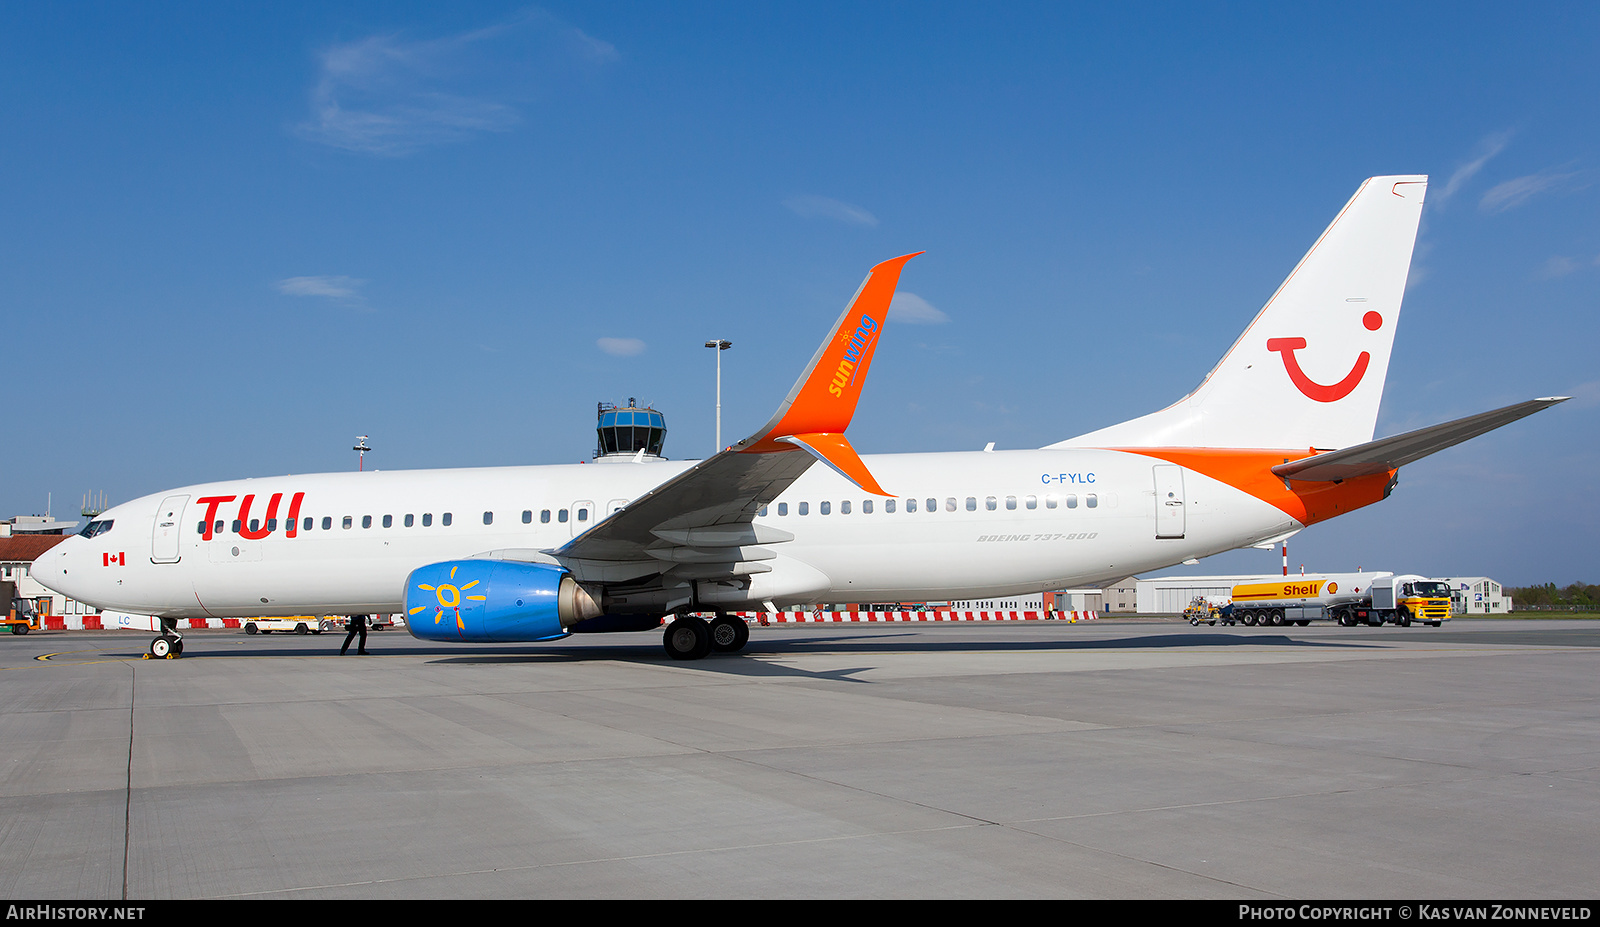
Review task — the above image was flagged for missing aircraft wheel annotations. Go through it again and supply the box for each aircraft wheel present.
[663,616,711,661]
[173,638,184,655]
[709,615,749,652]
[150,637,171,659]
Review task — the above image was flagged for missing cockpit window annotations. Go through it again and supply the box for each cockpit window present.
[79,520,114,538]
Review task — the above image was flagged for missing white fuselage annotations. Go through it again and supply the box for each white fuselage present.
[34,447,1299,620]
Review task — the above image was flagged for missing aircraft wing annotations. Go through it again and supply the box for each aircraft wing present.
[554,253,919,579]
[1271,397,1568,483]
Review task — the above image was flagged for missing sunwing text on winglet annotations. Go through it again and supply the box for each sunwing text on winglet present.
[736,251,921,494]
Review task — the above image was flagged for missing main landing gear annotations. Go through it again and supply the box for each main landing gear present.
[662,614,749,661]
[145,617,184,659]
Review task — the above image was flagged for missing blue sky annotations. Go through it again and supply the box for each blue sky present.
[4,3,1596,586]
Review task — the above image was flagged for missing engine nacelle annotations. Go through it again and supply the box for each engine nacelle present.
[404,560,602,643]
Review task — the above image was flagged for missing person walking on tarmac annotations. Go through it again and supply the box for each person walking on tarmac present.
[341,614,369,655]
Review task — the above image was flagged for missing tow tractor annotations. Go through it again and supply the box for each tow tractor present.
[1184,595,1235,626]
[3,582,43,635]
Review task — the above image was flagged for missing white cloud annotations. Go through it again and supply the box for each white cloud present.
[1480,166,1583,213]
[295,12,617,156]
[888,292,949,324]
[1437,130,1513,205]
[276,275,365,299]
[782,195,879,227]
[597,337,646,356]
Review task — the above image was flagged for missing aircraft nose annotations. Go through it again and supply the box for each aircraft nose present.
[31,537,81,597]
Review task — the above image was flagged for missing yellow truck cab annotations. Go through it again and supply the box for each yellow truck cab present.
[1370,574,1451,627]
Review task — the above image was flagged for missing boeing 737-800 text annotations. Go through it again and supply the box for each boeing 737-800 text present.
[34,176,1565,659]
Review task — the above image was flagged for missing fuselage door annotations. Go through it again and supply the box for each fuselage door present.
[1153,465,1185,539]
[570,500,595,536]
[151,494,189,563]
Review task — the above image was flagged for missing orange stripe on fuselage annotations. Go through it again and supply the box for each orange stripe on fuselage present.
[1109,447,1395,526]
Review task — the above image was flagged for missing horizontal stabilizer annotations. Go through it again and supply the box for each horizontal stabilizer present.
[1272,397,1568,482]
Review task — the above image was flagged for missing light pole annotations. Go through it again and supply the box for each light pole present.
[704,340,732,453]
[354,435,371,471]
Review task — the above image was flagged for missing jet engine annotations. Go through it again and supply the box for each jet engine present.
[404,560,602,642]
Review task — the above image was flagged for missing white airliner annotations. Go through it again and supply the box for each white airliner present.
[35,175,1565,660]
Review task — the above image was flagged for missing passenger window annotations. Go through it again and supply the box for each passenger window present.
[798,502,809,516]
[1045,494,1057,509]
[946,498,957,512]
[967,497,977,511]
[232,520,241,532]
[1065,495,1077,508]
[541,510,551,523]
[362,516,372,529]
[558,509,568,523]
[758,505,768,517]
[1086,494,1097,508]
[926,498,937,513]
[522,510,532,524]
[986,496,997,511]
[576,508,588,522]
[863,500,873,514]
[1026,495,1038,510]
[820,501,830,515]
[778,503,788,516]
[304,517,314,531]
[906,498,917,512]
[483,511,494,525]
[266,519,276,531]
[841,500,851,514]
[382,515,392,528]
[404,514,414,527]
[249,519,260,532]
[442,513,452,526]
[216,520,225,535]
[422,513,432,527]
[1006,496,1017,510]
[342,516,353,529]
[322,517,332,530]
[883,499,893,513]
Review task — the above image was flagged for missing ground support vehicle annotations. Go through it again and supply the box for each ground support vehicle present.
[1229,573,1389,626]
[1185,595,1235,626]
[3,582,42,635]
[1355,574,1451,627]
[243,616,338,635]
[1228,572,1450,627]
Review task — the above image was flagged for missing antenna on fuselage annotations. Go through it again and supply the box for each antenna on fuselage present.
[354,435,371,471]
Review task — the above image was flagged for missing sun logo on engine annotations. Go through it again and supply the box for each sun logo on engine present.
[410,565,488,630]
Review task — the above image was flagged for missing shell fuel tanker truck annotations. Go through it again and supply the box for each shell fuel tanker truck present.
[1224,573,1452,627]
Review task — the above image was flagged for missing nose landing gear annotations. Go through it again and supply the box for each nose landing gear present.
[144,618,184,659]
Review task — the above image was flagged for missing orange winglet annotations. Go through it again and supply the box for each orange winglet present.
[779,433,890,496]
[742,252,921,455]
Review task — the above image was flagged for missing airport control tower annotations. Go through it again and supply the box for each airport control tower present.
[594,399,667,462]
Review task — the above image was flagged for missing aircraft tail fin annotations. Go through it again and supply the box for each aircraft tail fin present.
[1052,176,1427,451]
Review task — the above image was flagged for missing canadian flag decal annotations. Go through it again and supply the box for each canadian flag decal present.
[103,552,125,567]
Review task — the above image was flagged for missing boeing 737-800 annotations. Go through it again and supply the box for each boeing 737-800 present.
[34,175,1565,659]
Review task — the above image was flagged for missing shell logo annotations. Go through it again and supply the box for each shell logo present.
[1327,581,1339,595]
